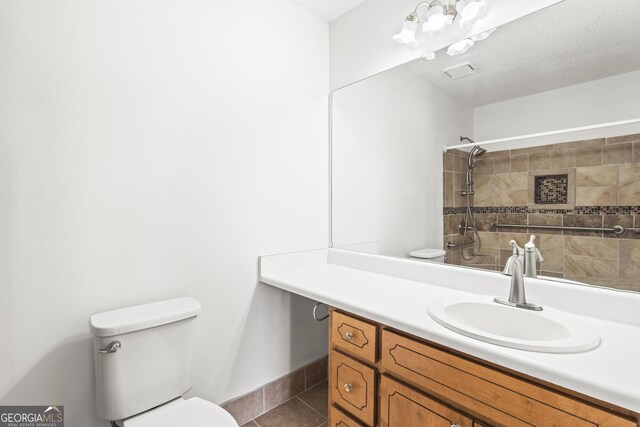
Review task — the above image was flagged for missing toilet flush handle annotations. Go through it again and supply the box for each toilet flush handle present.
[98,341,121,354]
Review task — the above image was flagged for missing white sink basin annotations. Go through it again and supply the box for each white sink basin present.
[428,296,600,353]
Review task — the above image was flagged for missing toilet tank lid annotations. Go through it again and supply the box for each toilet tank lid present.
[89,297,201,338]
[410,248,447,259]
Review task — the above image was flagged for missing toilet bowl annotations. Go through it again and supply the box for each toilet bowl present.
[123,397,237,427]
[89,297,238,427]
[409,248,447,263]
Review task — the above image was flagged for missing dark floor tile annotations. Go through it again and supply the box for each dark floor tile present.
[254,398,325,427]
[222,388,264,426]
[298,382,328,418]
[240,422,258,427]
[264,368,306,411]
[305,357,328,389]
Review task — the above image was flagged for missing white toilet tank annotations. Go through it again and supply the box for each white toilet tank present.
[89,297,202,421]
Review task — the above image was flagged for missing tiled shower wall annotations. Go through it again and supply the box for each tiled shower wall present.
[443,133,640,291]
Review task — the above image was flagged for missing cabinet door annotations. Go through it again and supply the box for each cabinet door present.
[380,375,473,427]
[330,350,376,426]
[330,406,366,427]
[381,330,636,427]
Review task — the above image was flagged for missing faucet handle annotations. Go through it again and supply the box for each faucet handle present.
[536,248,544,262]
[509,239,523,256]
[502,253,521,276]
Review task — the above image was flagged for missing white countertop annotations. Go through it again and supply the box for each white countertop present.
[259,248,640,413]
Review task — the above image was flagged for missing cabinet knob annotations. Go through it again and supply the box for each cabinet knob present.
[451,425,461,427]
[344,383,353,392]
[344,332,354,341]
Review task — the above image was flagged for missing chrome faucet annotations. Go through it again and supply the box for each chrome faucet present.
[494,240,543,311]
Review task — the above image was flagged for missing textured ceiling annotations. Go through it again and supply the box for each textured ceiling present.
[405,0,640,106]
[290,0,367,22]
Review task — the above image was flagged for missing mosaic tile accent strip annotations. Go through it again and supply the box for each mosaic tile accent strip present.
[534,174,569,205]
[443,206,640,215]
[443,207,468,215]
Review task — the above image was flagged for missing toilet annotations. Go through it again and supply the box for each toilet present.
[89,297,239,427]
[409,248,447,263]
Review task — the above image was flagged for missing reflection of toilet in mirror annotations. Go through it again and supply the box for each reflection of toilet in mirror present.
[89,298,238,427]
[409,248,446,263]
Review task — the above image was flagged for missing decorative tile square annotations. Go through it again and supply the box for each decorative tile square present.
[534,174,568,205]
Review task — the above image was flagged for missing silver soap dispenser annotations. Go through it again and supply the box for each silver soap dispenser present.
[524,235,544,278]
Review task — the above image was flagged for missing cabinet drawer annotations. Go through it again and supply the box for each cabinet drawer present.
[330,406,366,427]
[331,311,378,363]
[379,375,473,427]
[330,350,376,426]
[381,330,635,427]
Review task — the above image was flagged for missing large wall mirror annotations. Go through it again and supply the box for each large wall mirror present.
[331,0,640,292]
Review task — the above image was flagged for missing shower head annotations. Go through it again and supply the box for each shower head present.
[473,146,487,157]
[460,136,488,158]
[469,145,487,159]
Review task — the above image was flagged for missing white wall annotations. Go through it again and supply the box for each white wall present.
[0,1,329,425]
[332,67,473,257]
[474,69,640,147]
[329,0,562,91]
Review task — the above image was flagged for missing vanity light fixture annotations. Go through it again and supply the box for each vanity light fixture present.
[393,0,490,47]
[470,27,496,41]
[423,5,455,32]
[422,52,437,60]
[392,12,420,47]
[456,0,489,29]
[447,38,475,56]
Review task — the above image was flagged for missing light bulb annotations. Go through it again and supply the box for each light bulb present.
[456,0,488,28]
[393,16,419,47]
[447,39,475,56]
[422,5,453,32]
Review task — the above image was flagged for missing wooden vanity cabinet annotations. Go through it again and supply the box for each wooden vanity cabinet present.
[379,375,473,427]
[328,309,639,427]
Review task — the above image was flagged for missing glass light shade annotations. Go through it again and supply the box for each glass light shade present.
[447,38,475,56]
[470,27,496,41]
[456,0,488,27]
[422,5,453,32]
[422,52,436,61]
[393,20,419,47]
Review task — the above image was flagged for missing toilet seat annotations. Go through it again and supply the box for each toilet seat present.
[123,397,239,427]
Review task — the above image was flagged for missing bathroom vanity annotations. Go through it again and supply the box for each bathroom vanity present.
[328,308,634,427]
[259,249,640,427]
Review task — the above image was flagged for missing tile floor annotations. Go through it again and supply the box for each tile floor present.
[240,381,328,427]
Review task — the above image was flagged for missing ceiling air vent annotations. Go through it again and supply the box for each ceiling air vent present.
[443,62,477,79]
